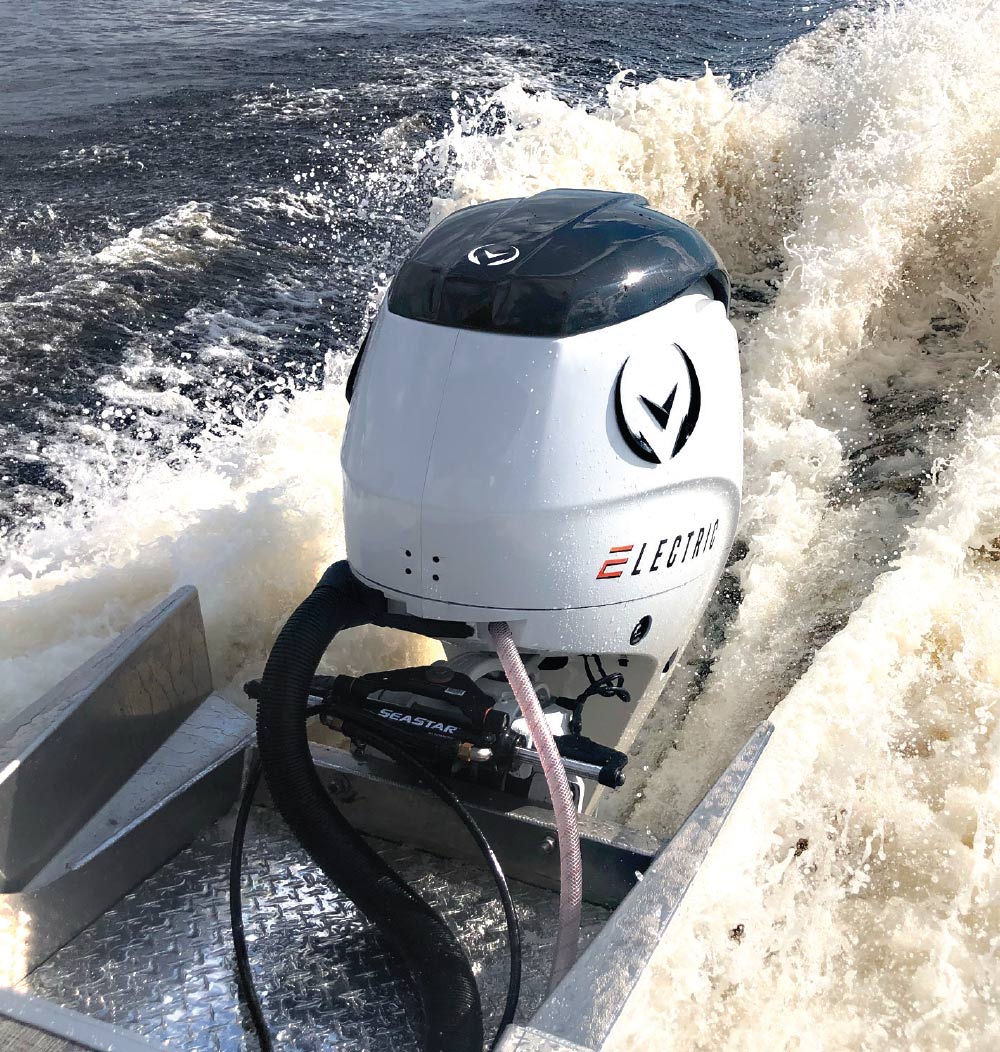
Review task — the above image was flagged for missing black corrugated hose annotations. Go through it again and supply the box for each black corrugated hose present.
[253,562,483,1052]
[231,734,523,1052]
[352,726,522,1045]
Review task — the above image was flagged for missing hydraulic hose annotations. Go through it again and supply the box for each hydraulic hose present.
[256,562,483,1052]
[489,621,582,988]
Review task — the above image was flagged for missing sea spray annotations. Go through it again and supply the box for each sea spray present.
[438,1,1000,1045]
[0,375,440,718]
[605,388,1000,1050]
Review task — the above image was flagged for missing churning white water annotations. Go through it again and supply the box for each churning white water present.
[503,0,1000,1046]
[2,0,999,1046]
[0,378,442,714]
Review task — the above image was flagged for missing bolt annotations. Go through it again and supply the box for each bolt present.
[540,835,557,855]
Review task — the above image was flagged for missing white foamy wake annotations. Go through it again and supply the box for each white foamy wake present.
[618,0,1000,837]
[0,375,439,719]
[437,0,1000,1044]
[606,393,1000,1050]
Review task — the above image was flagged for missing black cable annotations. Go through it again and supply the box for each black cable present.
[229,753,274,1052]
[350,726,522,1049]
[579,654,630,706]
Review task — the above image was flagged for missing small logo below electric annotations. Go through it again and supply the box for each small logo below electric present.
[596,519,720,580]
[614,342,701,465]
[467,244,520,267]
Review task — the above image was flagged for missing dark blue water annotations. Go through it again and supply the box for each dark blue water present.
[0,0,837,536]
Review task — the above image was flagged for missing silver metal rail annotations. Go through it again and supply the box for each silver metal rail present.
[501,721,774,1051]
[514,746,604,783]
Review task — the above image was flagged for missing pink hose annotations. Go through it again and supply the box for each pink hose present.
[489,621,582,988]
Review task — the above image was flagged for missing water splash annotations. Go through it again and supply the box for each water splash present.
[434,1,1000,1044]
[0,377,438,717]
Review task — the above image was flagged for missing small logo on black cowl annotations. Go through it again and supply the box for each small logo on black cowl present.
[614,342,701,465]
[467,244,520,267]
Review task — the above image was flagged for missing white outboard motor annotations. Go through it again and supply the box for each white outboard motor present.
[254,189,742,1052]
[342,188,742,786]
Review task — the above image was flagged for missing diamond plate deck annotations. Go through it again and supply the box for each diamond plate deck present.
[22,808,608,1052]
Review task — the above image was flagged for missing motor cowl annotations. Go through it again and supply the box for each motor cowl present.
[341,189,742,672]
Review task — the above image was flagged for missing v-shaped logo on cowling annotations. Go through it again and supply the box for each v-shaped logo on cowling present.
[614,344,702,465]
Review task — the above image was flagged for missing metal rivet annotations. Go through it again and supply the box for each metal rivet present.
[540,835,556,855]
